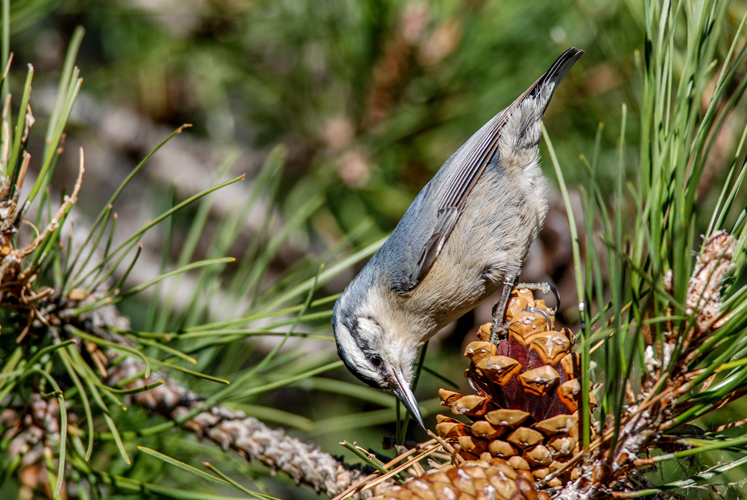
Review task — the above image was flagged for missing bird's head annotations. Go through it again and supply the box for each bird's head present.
[332,284,425,429]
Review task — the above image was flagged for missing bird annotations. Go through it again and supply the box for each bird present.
[332,47,583,429]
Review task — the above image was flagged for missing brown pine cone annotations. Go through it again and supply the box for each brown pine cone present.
[437,288,596,485]
[370,459,549,500]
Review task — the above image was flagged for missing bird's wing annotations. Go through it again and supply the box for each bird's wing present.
[388,47,583,292]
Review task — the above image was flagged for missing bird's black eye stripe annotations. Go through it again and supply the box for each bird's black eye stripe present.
[337,343,382,389]
[369,354,383,368]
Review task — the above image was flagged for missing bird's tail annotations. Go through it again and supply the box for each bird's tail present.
[525,46,584,112]
[495,47,582,154]
[539,47,584,91]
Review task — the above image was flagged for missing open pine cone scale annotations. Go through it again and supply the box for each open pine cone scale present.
[436,289,596,485]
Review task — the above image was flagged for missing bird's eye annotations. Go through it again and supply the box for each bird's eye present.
[369,354,383,368]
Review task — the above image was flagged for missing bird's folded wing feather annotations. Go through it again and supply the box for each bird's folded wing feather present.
[384,47,583,293]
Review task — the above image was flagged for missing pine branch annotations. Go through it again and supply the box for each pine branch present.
[106,354,381,498]
[91,306,376,499]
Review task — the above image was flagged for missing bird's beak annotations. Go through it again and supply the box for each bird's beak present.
[392,369,425,430]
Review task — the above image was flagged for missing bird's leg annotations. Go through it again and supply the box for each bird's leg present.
[513,282,561,314]
[490,273,519,344]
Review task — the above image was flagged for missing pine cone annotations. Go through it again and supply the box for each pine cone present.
[370,459,549,500]
[437,289,596,486]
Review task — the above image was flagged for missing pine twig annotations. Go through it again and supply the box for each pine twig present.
[105,353,374,498]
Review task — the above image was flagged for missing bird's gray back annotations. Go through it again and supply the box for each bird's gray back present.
[376,115,504,294]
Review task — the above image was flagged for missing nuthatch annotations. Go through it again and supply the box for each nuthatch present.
[333,48,583,428]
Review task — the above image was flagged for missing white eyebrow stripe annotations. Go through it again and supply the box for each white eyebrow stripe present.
[355,318,383,347]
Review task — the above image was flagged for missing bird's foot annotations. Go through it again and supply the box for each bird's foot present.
[514,282,560,314]
[489,281,559,344]
[489,319,507,344]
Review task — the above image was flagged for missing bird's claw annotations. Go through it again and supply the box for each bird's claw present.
[489,320,508,344]
[514,282,560,314]
[489,281,559,344]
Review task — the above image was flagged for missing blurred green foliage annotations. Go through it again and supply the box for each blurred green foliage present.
[19,0,648,229]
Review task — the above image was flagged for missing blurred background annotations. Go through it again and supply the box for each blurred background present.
[4,0,747,498]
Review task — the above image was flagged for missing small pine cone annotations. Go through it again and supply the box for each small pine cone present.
[437,289,596,484]
[371,460,549,500]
